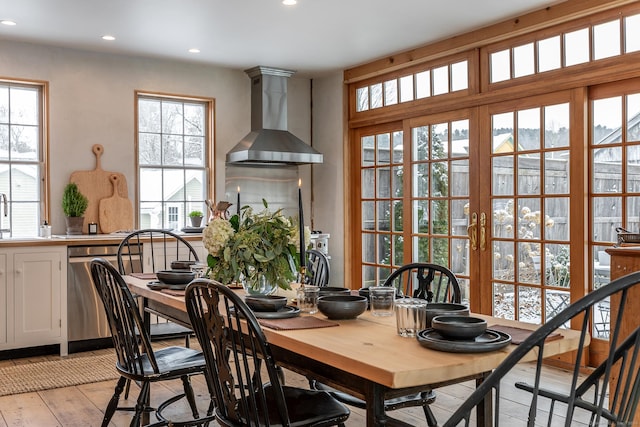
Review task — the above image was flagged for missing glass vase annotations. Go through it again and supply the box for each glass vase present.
[242,273,278,296]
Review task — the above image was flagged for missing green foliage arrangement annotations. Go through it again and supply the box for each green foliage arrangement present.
[202,199,308,291]
[62,183,89,217]
[189,210,203,218]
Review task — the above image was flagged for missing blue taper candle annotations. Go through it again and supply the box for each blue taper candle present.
[237,186,240,217]
[298,179,305,268]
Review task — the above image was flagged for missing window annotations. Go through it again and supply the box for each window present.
[136,92,213,230]
[0,81,45,237]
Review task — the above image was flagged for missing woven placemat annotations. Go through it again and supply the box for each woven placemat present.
[0,353,119,396]
[258,316,339,330]
[489,324,562,345]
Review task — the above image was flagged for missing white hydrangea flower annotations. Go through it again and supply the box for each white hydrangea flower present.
[202,218,235,256]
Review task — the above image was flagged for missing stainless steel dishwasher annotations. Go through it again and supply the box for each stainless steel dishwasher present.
[67,244,139,352]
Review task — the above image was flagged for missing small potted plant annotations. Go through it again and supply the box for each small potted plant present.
[62,183,89,235]
[188,210,204,228]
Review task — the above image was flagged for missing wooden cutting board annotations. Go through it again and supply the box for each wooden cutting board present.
[99,175,133,233]
[69,144,128,233]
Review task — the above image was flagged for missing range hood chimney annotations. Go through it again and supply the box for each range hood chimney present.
[226,66,323,165]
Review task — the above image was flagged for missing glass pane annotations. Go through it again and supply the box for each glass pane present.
[12,202,38,238]
[451,199,468,235]
[594,19,621,60]
[493,198,515,239]
[594,245,611,288]
[399,75,414,103]
[538,36,561,72]
[518,198,542,240]
[493,283,514,319]
[0,86,8,122]
[545,103,570,148]
[184,168,204,201]
[493,239,514,278]
[415,70,430,99]
[544,151,569,194]
[431,123,448,160]
[139,99,161,133]
[518,153,541,195]
[517,108,540,151]
[492,156,514,196]
[392,131,403,163]
[392,200,403,232]
[163,169,185,200]
[593,97,622,144]
[625,14,640,53]
[451,119,469,158]
[627,145,640,191]
[10,125,38,161]
[370,83,383,109]
[519,240,541,284]
[377,167,390,198]
[377,201,391,231]
[413,236,429,263]
[184,103,205,136]
[451,237,469,274]
[546,290,570,322]
[451,159,469,196]
[11,164,39,200]
[362,201,375,230]
[432,65,449,95]
[162,101,183,134]
[592,146,621,193]
[162,134,184,165]
[431,162,449,197]
[413,163,429,198]
[546,244,570,288]
[362,265,376,287]
[139,133,161,165]
[492,112,514,153]
[376,133,390,165]
[490,49,510,83]
[378,234,391,264]
[361,169,374,198]
[391,166,403,197]
[451,61,468,91]
[393,235,404,265]
[431,238,449,266]
[513,43,534,78]
[545,197,569,241]
[185,136,204,166]
[9,87,38,125]
[140,201,162,228]
[362,135,375,166]
[413,199,429,234]
[627,93,640,142]
[362,233,375,263]
[356,87,369,112]
[0,125,7,158]
[412,125,429,161]
[384,79,398,106]
[431,199,448,234]
[627,196,640,235]
[564,28,590,66]
[592,197,621,242]
[519,286,541,323]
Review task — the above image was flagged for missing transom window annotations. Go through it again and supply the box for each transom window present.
[0,81,45,237]
[136,92,213,230]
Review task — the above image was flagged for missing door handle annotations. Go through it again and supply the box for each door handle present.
[467,212,478,251]
[480,212,487,251]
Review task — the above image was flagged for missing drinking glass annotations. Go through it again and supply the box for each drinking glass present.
[369,286,395,316]
[395,298,427,337]
[297,285,320,314]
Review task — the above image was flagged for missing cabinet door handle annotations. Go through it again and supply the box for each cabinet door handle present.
[480,212,487,251]
[467,212,478,251]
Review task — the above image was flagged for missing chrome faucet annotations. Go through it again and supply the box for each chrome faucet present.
[0,193,9,238]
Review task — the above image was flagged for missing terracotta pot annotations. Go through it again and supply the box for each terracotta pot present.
[65,216,84,235]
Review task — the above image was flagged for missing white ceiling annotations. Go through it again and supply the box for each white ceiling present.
[0,0,561,77]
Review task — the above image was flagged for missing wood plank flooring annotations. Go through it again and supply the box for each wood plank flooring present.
[0,339,591,427]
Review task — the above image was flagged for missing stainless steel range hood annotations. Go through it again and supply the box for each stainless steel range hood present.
[226,66,323,165]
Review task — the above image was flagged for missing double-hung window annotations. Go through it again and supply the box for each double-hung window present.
[136,92,213,230]
[0,80,46,237]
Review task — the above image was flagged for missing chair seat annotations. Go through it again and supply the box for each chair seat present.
[116,346,205,379]
[311,380,436,411]
[217,385,350,427]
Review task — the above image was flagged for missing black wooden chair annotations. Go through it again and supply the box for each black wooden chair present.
[306,248,330,286]
[89,258,214,427]
[311,262,462,426]
[443,271,640,427]
[117,228,197,345]
[185,278,351,427]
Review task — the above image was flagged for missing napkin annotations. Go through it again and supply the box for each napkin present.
[489,324,562,345]
[258,316,339,330]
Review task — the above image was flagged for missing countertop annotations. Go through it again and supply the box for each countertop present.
[0,232,203,247]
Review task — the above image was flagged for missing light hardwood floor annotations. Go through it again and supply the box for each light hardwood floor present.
[0,340,588,427]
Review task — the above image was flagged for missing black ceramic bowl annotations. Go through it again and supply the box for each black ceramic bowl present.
[319,286,351,297]
[245,295,288,312]
[426,302,470,327]
[156,269,196,285]
[317,295,368,320]
[170,260,197,270]
[431,315,487,340]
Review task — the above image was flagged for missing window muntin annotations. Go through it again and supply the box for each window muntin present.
[137,94,211,230]
[0,81,45,237]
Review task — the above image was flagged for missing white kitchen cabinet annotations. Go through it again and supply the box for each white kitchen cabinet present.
[0,246,67,355]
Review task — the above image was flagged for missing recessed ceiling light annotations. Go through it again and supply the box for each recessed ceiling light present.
[102,35,115,41]
[189,48,200,53]
[282,0,297,5]
[1,20,17,26]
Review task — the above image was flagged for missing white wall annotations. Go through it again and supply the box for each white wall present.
[0,39,347,284]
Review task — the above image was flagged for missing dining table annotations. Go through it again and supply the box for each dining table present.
[125,276,587,427]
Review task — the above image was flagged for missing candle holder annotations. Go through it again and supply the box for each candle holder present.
[298,266,308,286]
